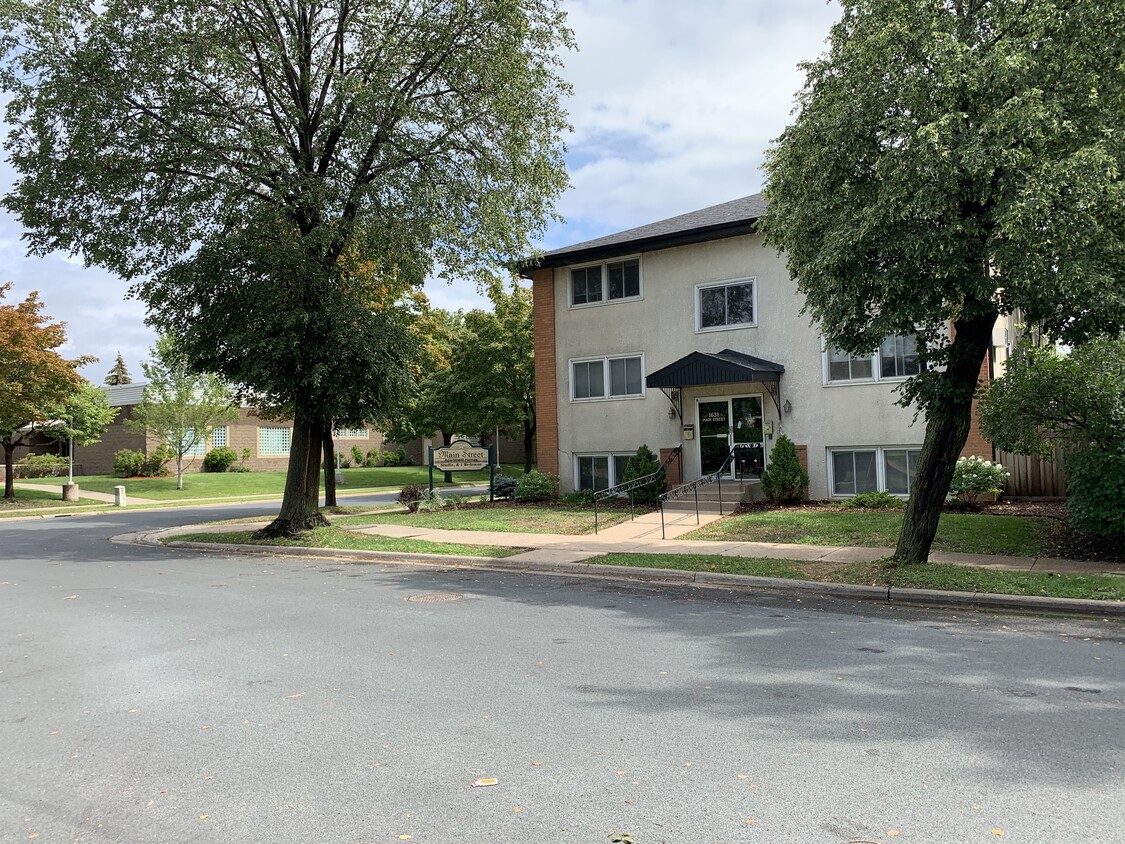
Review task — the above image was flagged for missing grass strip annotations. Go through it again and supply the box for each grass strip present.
[0,489,103,512]
[594,553,1125,601]
[334,504,632,535]
[685,510,1050,557]
[168,527,521,558]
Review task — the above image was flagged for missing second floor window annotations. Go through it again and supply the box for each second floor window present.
[571,354,644,400]
[697,278,756,331]
[826,333,923,383]
[570,258,641,306]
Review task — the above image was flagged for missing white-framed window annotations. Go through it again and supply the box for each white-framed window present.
[569,257,641,307]
[828,446,922,497]
[696,277,756,332]
[825,333,923,384]
[210,427,228,449]
[570,354,644,401]
[333,427,367,439]
[181,428,206,457]
[258,426,292,456]
[575,453,635,492]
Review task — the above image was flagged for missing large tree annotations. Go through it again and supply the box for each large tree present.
[0,284,92,499]
[452,279,536,473]
[761,0,1125,563]
[0,0,572,536]
[127,337,239,490]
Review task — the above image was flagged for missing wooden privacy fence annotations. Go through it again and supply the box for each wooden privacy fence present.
[996,447,1068,498]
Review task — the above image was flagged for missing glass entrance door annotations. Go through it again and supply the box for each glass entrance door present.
[697,396,765,477]
[698,400,731,475]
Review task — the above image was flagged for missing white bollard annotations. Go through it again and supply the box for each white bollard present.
[114,485,127,507]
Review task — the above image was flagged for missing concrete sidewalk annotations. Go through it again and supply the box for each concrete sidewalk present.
[10,480,159,504]
[346,508,1124,576]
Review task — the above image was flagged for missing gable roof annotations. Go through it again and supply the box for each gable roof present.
[646,348,784,389]
[524,194,767,272]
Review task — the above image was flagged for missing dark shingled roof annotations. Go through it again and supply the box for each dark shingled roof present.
[646,348,784,389]
[525,193,768,271]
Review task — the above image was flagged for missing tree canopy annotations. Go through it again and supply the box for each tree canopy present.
[0,283,93,499]
[0,0,573,534]
[762,0,1125,562]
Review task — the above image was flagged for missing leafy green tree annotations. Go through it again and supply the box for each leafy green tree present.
[980,336,1125,534]
[761,0,1125,563]
[44,381,119,479]
[451,280,536,472]
[127,337,239,490]
[1,0,572,536]
[0,284,92,499]
[104,353,132,386]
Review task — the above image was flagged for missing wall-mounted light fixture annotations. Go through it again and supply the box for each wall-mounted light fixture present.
[783,399,792,414]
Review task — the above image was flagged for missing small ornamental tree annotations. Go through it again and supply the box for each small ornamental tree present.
[759,435,808,504]
[621,444,664,504]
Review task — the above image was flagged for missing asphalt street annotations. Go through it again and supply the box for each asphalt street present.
[1,501,1122,843]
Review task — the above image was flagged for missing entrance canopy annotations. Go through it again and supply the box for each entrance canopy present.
[646,349,784,389]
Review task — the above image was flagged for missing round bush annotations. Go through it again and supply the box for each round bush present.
[514,471,558,502]
[203,446,238,473]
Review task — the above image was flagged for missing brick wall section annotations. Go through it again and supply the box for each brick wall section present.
[531,267,559,476]
[795,444,810,500]
[74,406,148,474]
[960,351,993,460]
[659,447,683,489]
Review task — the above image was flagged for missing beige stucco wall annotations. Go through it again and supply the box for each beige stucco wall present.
[550,232,926,496]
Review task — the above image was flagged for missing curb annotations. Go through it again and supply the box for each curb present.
[145,532,1125,620]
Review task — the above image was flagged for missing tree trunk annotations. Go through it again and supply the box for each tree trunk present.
[254,409,329,538]
[322,423,336,508]
[176,455,184,490]
[895,309,997,564]
[3,442,15,501]
[523,420,534,474]
[442,430,453,484]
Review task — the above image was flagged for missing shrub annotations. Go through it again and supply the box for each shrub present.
[397,445,411,466]
[514,470,558,501]
[16,453,68,478]
[382,449,399,467]
[1065,449,1125,537]
[620,444,664,503]
[365,448,380,468]
[418,489,446,512]
[493,474,519,499]
[842,490,905,510]
[397,483,427,512]
[760,435,809,504]
[140,444,175,477]
[948,456,1008,505]
[113,448,145,477]
[233,447,252,472]
[350,445,365,466]
[560,489,596,505]
[202,446,238,473]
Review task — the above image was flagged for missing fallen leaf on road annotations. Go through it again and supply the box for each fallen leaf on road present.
[531,761,543,767]
[513,807,521,813]
[471,778,498,787]
[28,834,39,840]
[991,831,1004,837]
[199,814,209,821]
[614,770,626,776]
[888,830,900,836]
[64,595,78,600]
[399,836,412,841]
[283,693,305,700]
[737,774,748,779]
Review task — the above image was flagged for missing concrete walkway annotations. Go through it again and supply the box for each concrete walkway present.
[10,480,160,504]
[346,508,1124,576]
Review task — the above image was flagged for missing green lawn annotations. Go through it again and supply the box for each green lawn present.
[595,553,1125,602]
[15,463,527,501]
[334,503,632,535]
[170,527,521,558]
[685,508,1050,557]
[0,487,103,513]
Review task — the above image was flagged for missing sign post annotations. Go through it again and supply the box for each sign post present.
[429,439,496,501]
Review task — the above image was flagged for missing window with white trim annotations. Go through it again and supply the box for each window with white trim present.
[570,258,641,306]
[575,453,634,492]
[258,426,292,456]
[829,446,922,496]
[825,333,923,383]
[570,354,644,401]
[210,427,228,449]
[697,278,756,331]
[333,427,367,439]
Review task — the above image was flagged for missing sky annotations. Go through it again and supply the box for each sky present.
[0,0,842,383]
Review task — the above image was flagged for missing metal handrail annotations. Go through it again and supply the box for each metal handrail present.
[593,447,681,534]
[658,443,758,538]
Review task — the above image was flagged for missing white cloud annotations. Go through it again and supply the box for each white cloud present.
[0,1,841,370]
